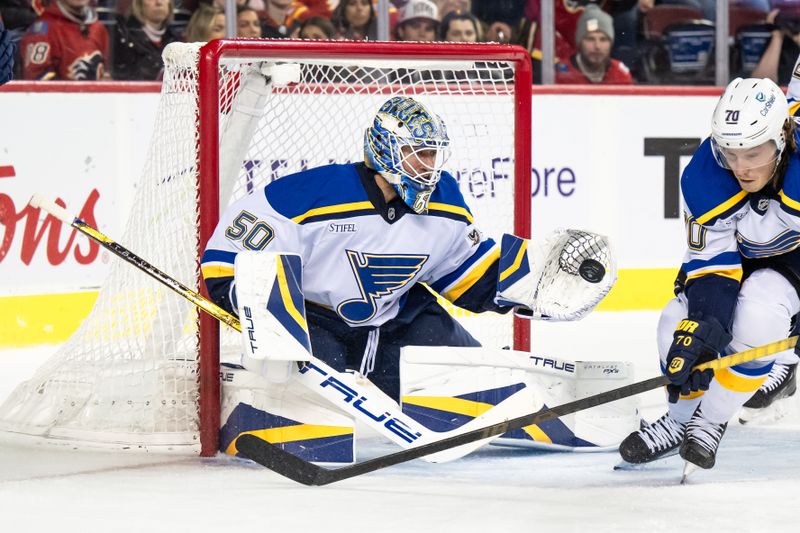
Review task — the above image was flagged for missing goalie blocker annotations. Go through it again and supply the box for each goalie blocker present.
[224,248,631,463]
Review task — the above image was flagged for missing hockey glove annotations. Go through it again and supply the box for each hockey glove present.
[665,316,732,403]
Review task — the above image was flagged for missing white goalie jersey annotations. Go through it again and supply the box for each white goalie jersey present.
[202,162,508,328]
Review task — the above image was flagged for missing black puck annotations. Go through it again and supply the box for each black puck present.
[578,259,605,283]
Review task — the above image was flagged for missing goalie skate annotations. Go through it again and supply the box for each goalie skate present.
[739,363,797,425]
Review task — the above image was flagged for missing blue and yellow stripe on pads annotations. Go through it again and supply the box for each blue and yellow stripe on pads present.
[267,254,310,352]
[696,190,748,226]
[402,383,525,432]
[227,425,354,455]
[715,364,771,393]
[498,234,530,290]
[290,201,374,224]
[220,403,354,463]
[427,202,474,224]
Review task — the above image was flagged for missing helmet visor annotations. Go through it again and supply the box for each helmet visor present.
[710,138,781,173]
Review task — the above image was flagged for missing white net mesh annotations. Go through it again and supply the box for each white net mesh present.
[0,42,527,453]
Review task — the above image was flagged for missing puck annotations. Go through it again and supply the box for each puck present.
[578,259,605,283]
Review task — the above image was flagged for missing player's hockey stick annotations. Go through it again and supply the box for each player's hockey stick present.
[29,195,798,485]
[235,335,797,485]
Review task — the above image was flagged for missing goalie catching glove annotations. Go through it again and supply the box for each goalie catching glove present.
[665,316,732,403]
[494,230,616,321]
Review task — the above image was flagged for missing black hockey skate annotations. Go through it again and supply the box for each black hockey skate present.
[618,413,686,466]
[743,363,797,409]
[680,407,727,475]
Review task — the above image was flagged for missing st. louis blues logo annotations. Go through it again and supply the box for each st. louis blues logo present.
[337,250,429,324]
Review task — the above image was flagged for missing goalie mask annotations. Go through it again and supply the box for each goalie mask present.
[710,77,789,174]
[364,96,451,213]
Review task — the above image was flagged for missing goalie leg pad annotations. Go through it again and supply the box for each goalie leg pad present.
[235,251,312,383]
[400,346,640,450]
[220,365,355,464]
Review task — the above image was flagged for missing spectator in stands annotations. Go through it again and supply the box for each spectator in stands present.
[113,0,180,80]
[752,3,800,85]
[0,16,13,84]
[20,0,109,80]
[439,10,480,42]
[185,3,225,41]
[236,5,263,37]
[556,5,633,84]
[394,0,439,42]
[295,15,336,39]
[262,0,304,38]
[332,0,376,40]
[472,0,524,44]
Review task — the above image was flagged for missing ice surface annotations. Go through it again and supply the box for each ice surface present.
[2,312,799,532]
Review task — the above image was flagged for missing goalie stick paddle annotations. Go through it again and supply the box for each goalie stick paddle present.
[29,195,799,486]
[234,335,798,485]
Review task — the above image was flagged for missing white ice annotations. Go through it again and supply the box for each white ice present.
[2,311,799,533]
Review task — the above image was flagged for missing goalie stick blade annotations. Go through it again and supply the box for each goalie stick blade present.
[236,434,330,486]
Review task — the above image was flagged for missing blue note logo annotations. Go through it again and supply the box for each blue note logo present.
[337,251,428,324]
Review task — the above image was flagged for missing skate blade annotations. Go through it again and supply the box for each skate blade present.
[738,398,790,426]
[613,449,680,471]
[680,462,699,484]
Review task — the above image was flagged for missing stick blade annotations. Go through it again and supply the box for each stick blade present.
[236,434,332,486]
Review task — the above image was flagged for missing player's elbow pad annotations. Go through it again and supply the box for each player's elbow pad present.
[494,230,617,321]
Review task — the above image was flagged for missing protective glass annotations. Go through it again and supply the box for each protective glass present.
[710,138,780,173]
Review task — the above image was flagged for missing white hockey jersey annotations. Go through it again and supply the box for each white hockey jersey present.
[678,137,800,325]
[202,163,504,328]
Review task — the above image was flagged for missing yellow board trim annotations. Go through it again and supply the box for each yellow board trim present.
[696,190,748,225]
[499,240,528,283]
[428,202,474,224]
[290,201,374,224]
[275,257,308,334]
[200,265,234,279]
[227,424,354,455]
[402,395,494,417]
[714,367,767,393]
[522,424,552,443]
[442,247,501,302]
[0,292,99,347]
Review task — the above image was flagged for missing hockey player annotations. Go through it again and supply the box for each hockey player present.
[202,95,611,402]
[619,78,800,473]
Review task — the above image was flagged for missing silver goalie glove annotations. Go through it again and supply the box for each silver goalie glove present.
[495,229,617,321]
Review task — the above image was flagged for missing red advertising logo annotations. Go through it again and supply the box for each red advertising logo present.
[0,167,101,266]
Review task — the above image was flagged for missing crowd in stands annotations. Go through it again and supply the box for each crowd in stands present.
[0,0,799,85]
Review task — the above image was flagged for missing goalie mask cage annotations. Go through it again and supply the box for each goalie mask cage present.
[0,40,532,456]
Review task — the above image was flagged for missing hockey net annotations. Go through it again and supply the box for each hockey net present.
[0,41,532,455]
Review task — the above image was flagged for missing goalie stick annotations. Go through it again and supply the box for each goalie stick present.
[28,195,798,485]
